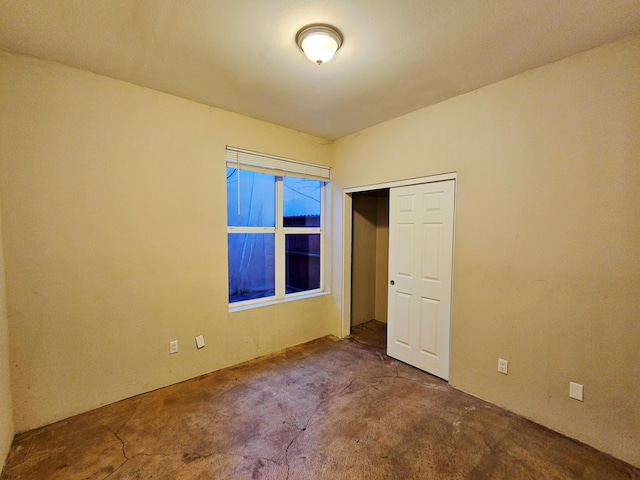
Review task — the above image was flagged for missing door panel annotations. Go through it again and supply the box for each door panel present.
[394,291,412,347]
[397,224,414,277]
[420,298,439,356]
[422,223,441,280]
[387,180,455,380]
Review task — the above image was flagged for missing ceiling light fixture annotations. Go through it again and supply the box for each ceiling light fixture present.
[295,24,343,65]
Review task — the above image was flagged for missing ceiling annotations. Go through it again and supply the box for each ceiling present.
[1,1,639,140]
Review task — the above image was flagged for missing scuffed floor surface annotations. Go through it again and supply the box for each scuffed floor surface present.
[2,320,639,479]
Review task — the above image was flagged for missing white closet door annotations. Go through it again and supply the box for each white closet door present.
[387,180,455,380]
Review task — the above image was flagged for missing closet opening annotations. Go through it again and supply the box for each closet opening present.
[350,188,389,349]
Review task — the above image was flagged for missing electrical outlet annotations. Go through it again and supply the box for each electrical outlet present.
[569,382,583,401]
[498,358,508,374]
[169,340,178,354]
[195,335,205,349]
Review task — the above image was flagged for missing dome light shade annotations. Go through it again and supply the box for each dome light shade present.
[296,24,343,65]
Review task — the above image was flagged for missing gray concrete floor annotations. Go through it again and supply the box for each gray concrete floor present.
[2,320,638,479]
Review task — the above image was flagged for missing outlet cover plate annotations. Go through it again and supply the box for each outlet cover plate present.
[569,382,584,401]
[498,358,508,374]
[195,335,205,349]
[169,340,178,354]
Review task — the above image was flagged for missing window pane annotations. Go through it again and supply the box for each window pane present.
[285,234,321,294]
[228,233,275,303]
[227,168,276,227]
[283,177,321,227]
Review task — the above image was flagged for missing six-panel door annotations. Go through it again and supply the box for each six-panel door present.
[387,180,455,380]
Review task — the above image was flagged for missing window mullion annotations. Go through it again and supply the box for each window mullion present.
[228,226,276,234]
[282,227,321,234]
[274,177,285,299]
[320,182,326,291]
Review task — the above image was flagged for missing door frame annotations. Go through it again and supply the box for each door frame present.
[340,172,457,338]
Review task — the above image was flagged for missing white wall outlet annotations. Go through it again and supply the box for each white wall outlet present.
[569,382,584,401]
[169,340,178,354]
[498,358,508,374]
[195,335,205,349]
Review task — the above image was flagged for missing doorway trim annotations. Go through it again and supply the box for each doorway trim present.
[340,172,457,337]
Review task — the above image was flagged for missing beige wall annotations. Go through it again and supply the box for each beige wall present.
[331,34,640,467]
[0,198,14,473]
[0,51,333,432]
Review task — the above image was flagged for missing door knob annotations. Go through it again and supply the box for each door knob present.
[390,280,395,285]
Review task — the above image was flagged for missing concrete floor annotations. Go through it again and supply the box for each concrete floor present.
[2,320,639,479]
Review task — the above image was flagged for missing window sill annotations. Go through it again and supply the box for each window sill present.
[228,290,329,313]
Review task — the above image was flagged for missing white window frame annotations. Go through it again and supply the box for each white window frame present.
[226,147,329,311]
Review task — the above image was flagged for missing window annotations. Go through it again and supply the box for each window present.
[226,147,329,306]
